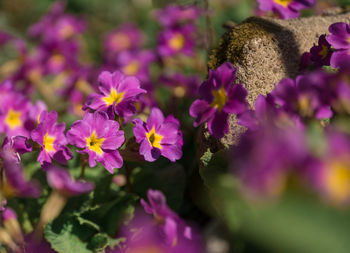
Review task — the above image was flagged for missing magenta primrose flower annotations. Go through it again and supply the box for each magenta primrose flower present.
[132,108,183,162]
[0,138,41,198]
[141,189,193,246]
[257,0,315,19]
[327,22,350,68]
[104,24,143,56]
[47,166,94,196]
[67,111,125,173]
[0,91,30,137]
[154,5,201,27]
[189,62,248,139]
[116,50,155,85]
[83,71,146,118]
[310,34,332,68]
[158,25,195,57]
[31,110,73,167]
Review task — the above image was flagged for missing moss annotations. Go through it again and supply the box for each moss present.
[208,19,273,70]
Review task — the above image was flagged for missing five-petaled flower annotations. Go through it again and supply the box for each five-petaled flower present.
[31,110,73,167]
[83,71,146,118]
[327,22,350,68]
[141,189,193,246]
[133,108,183,162]
[257,0,315,19]
[67,111,125,173]
[189,62,248,139]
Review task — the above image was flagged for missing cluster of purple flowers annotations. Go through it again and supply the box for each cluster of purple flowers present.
[229,56,350,204]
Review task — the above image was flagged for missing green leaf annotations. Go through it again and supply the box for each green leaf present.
[87,233,125,252]
[44,217,95,253]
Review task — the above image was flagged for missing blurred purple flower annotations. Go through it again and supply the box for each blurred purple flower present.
[111,211,202,253]
[104,24,143,58]
[307,130,350,205]
[257,0,315,19]
[271,72,333,120]
[154,5,200,27]
[133,108,183,162]
[67,111,125,173]
[0,139,41,198]
[0,91,31,137]
[31,110,73,167]
[160,73,201,98]
[83,71,146,118]
[189,62,248,139]
[158,25,195,57]
[47,166,94,196]
[141,189,193,246]
[234,125,308,198]
[116,49,155,85]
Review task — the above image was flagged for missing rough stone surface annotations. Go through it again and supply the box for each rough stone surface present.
[202,9,350,151]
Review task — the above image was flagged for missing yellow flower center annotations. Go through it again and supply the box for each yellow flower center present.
[319,45,329,59]
[211,87,228,111]
[297,95,313,117]
[28,67,42,82]
[123,60,140,76]
[324,160,350,203]
[5,109,22,129]
[111,33,131,50]
[274,0,293,7]
[102,88,125,106]
[168,33,185,51]
[146,127,163,149]
[49,54,65,66]
[59,24,75,39]
[2,182,17,197]
[85,130,105,155]
[43,132,56,152]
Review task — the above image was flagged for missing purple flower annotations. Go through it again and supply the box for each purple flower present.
[234,125,308,198]
[306,130,350,205]
[158,25,195,57]
[271,73,333,120]
[116,49,155,85]
[83,71,146,118]
[31,110,73,167]
[257,0,315,19]
[1,136,32,163]
[141,189,194,246]
[29,1,84,42]
[47,166,94,196]
[0,91,30,137]
[132,108,183,162]
[0,139,41,198]
[104,24,143,58]
[310,34,332,67]
[189,62,248,139]
[67,111,125,173]
[154,5,200,27]
[160,73,201,98]
[327,22,350,68]
[114,211,202,253]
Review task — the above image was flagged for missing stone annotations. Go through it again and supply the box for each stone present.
[204,9,350,148]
